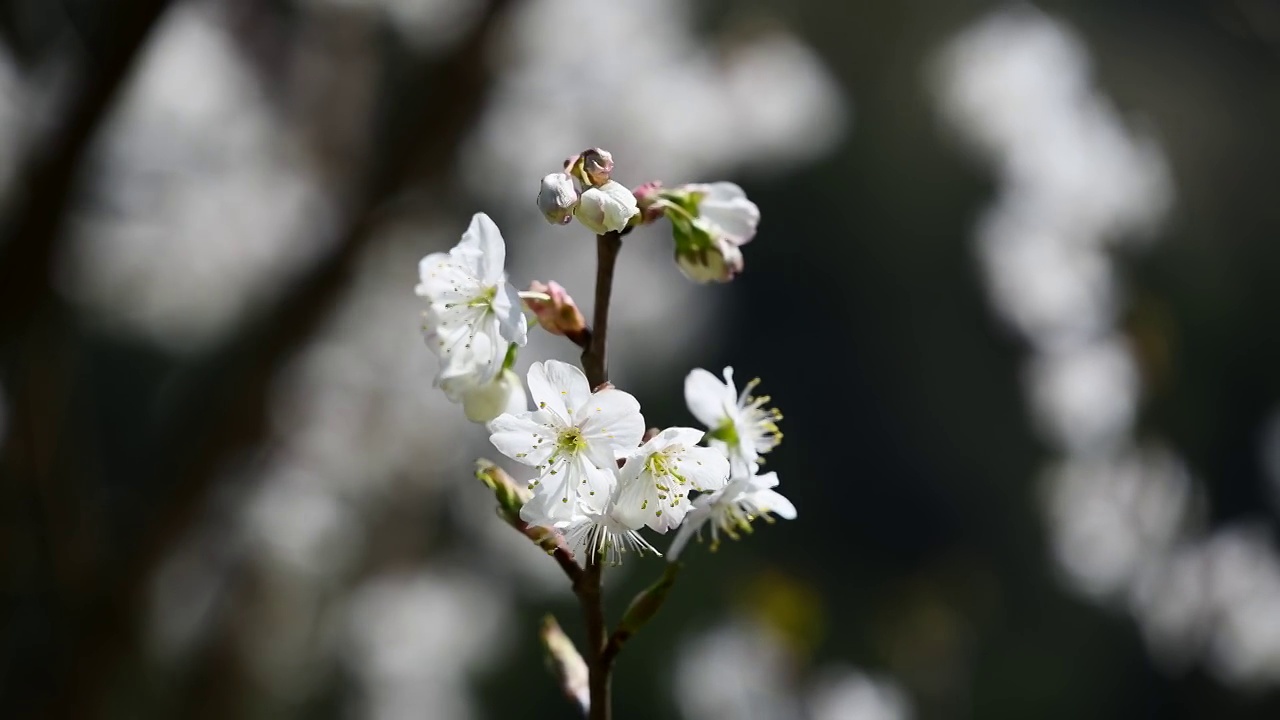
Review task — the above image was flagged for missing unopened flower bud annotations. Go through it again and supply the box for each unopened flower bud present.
[576,180,639,234]
[525,281,588,345]
[579,148,613,186]
[540,615,589,714]
[675,236,744,284]
[631,181,666,224]
[537,172,579,225]
[462,368,526,423]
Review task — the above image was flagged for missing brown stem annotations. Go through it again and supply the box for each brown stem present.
[578,560,611,720]
[575,231,624,719]
[581,232,623,388]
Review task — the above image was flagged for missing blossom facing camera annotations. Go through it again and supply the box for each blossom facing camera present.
[416,213,527,388]
[462,368,527,424]
[576,181,639,235]
[525,281,587,343]
[488,360,645,525]
[684,367,782,475]
[616,427,730,533]
[538,172,579,225]
[675,236,744,284]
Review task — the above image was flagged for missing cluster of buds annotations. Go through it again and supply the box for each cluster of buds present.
[537,148,640,234]
[538,149,762,283]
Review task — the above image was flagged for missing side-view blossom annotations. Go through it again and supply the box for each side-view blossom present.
[668,469,796,559]
[659,182,759,283]
[576,180,640,234]
[616,427,731,533]
[685,367,783,475]
[416,213,528,385]
[488,360,645,525]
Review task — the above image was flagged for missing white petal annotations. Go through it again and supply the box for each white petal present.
[519,488,566,527]
[579,389,645,465]
[700,182,760,245]
[493,282,528,346]
[684,368,735,428]
[526,361,568,421]
[416,253,478,301]
[750,488,796,520]
[597,180,639,232]
[653,426,705,450]
[488,411,558,466]
[673,445,731,492]
[458,212,507,283]
[576,455,618,510]
[667,505,712,560]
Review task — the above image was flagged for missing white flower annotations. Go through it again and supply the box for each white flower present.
[684,367,782,475]
[576,180,639,234]
[675,236,744,284]
[616,427,731,533]
[488,360,645,525]
[537,172,578,225]
[416,213,527,386]
[563,501,658,566]
[686,182,760,246]
[461,368,526,424]
[668,470,796,559]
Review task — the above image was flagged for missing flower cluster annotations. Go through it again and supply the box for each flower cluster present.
[487,359,793,565]
[417,148,794,567]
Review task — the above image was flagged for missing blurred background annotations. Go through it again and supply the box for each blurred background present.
[3,0,1280,718]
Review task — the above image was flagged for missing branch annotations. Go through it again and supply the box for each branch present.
[580,232,623,388]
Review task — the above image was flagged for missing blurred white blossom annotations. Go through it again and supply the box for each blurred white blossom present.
[807,667,914,720]
[61,2,333,352]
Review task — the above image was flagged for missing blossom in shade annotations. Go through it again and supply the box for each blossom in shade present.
[488,360,644,525]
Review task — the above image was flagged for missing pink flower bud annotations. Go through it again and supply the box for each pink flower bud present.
[631,181,666,224]
[525,281,588,345]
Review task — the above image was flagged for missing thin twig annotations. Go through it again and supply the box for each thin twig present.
[581,232,623,389]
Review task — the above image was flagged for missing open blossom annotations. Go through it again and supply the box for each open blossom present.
[616,427,730,533]
[488,360,644,525]
[668,469,796,559]
[576,180,639,234]
[563,498,657,566]
[685,367,782,475]
[417,213,527,386]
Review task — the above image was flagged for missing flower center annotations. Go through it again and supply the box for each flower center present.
[467,285,498,310]
[706,420,740,445]
[557,427,587,453]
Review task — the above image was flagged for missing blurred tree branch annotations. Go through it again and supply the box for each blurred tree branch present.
[0,0,520,715]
